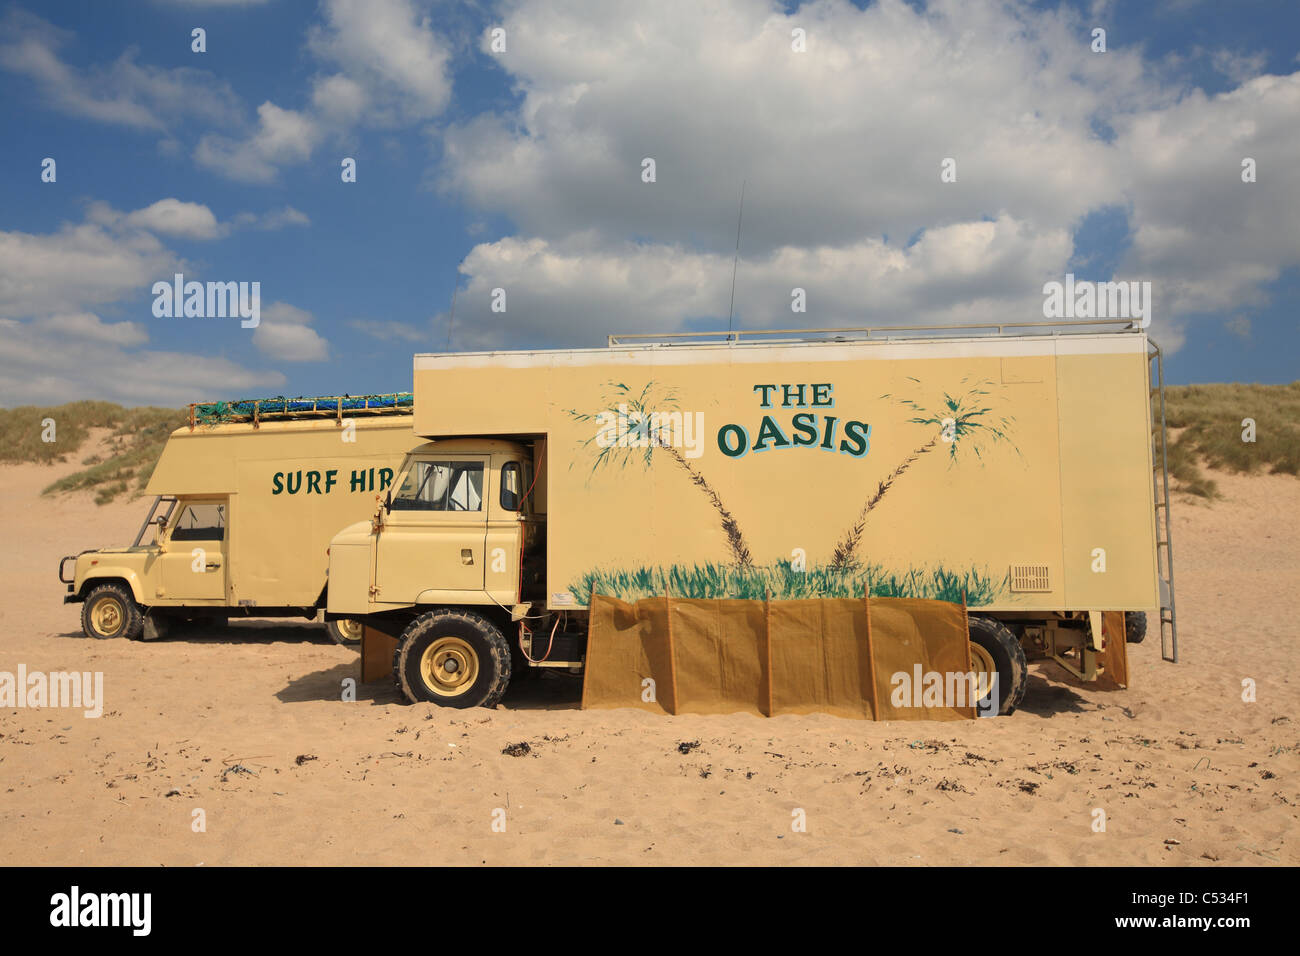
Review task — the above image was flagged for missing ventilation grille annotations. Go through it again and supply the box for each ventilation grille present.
[1009,564,1051,592]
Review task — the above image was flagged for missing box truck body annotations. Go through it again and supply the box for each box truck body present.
[61,399,419,643]
[327,324,1177,712]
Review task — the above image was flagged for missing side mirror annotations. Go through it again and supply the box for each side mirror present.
[384,490,392,513]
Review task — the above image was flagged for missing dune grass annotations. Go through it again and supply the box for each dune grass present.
[0,401,125,465]
[1161,382,1300,498]
[572,560,1007,605]
[0,402,185,504]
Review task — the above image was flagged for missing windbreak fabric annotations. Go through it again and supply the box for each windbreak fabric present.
[582,593,977,720]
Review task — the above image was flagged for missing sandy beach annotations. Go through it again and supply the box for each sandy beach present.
[1,439,1295,866]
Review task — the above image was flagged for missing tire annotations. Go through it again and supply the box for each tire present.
[967,615,1028,715]
[81,583,143,641]
[326,618,363,647]
[394,609,511,708]
[1125,611,1147,644]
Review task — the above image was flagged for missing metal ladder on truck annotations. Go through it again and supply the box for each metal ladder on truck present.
[1148,340,1179,663]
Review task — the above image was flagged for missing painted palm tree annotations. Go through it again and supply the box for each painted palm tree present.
[831,377,1017,569]
[567,381,754,568]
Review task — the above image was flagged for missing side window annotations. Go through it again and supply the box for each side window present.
[500,462,521,511]
[391,461,484,512]
[171,502,225,541]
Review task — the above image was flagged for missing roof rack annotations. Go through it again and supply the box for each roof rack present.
[188,392,413,429]
[607,318,1140,348]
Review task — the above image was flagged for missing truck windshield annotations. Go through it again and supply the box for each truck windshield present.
[132,496,178,547]
[391,460,484,512]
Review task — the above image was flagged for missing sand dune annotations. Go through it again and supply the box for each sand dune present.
[0,449,1295,865]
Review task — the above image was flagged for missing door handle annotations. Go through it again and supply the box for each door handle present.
[461,549,474,565]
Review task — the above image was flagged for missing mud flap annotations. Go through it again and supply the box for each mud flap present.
[360,623,400,683]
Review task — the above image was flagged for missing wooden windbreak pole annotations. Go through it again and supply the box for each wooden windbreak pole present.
[863,584,880,721]
[961,588,975,719]
[579,584,596,712]
[664,585,679,716]
[763,588,774,717]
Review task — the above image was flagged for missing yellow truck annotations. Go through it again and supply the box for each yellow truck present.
[59,395,418,645]
[326,321,1178,714]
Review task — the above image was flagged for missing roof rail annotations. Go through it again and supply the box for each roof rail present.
[607,318,1140,348]
[188,392,413,430]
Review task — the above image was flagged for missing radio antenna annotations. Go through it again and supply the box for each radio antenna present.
[727,179,746,340]
[444,267,459,352]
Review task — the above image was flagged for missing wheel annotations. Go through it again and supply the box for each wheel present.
[1125,611,1147,644]
[394,609,511,708]
[967,615,1028,715]
[326,618,363,647]
[81,583,143,640]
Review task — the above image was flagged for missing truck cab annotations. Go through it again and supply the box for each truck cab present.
[327,438,541,615]
[60,494,230,640]
[325,438,548,706]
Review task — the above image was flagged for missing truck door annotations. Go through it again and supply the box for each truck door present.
[159,498,229,603]
[377,456,489,601]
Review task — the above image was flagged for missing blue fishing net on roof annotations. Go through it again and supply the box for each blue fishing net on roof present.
[192,393,413,425]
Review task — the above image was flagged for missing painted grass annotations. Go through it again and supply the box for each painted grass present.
[572,560,1008,605]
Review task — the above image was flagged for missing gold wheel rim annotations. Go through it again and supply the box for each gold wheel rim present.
[92,597,124,635]
[420,637,478,697]
[969,642,998,702]
[336,618,363,641]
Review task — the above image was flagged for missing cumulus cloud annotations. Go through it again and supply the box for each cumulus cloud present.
[195,101,322,183]
[253,302,331,362]
[1111,73,1300,322]
[36,312,149,347]
[429,0,1297,351]
[0,316,284,406]
[122,199,225,240]
[0,8,242,129]
[86,198,310,242]
[308,0,453,123]
[0,207,296,405]
[443,216,1070,348]
[0,220,177,317]
[196,0,454,181]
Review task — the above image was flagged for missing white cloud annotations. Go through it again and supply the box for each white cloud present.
[0,207,298,406]
[195,102,322,183]
[430,0,1297,351]
[252,302,331,362]
[123,199,225,240]
[231,206,312,231]
[36,312,149,347]
[349,318,433,344]
[85,198,309,242]
[308,0,452,123]
[442,215,1070,348]
[1111,73,1300,322]
[0,220,177,317]
[0,316,284,406]
[195,0,455,182]
[0,8,242,130]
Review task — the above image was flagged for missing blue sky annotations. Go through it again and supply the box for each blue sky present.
[1,0,1297,406]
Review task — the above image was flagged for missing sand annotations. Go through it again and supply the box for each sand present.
[0,442,1295,866]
